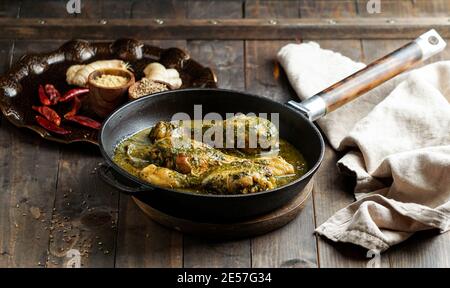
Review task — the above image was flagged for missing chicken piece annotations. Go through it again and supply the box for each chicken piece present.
[148,121,177,142]
[148,115,279,154]
[220,115,279,154]
[201,161,276,194]
[253,156,295,176]
[140,161,276,194]
[139,164,192,189]
[140,139,294,194]
[148,134,294,174]
[148,120,201,143]
[142,121,293,194]
[148,136,242,176]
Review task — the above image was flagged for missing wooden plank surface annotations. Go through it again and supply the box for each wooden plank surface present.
[0,41,61,268]
[358,0,450,268]
[0,2,69,267]
[182,0,251,268]
[12,2,120,268]
[0,17,450,40]
[0,41,18,267]
[46,143,119,268]
[385,38,450,266]
[114,0,185,268]
[245,0,318,268]
[0,0,449,268]
[15,2,121,268]
[0,25,23,256]
[299,0,389,268]
[0,0,19,18]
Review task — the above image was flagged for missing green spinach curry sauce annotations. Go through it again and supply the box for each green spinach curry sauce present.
[113,125,308,194]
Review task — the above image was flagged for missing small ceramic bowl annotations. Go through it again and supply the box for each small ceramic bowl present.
[87,68,135,118]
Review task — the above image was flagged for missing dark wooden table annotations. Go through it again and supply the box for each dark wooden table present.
[1,0,449,268]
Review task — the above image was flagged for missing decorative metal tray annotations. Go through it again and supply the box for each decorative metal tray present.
[0,39,217,144]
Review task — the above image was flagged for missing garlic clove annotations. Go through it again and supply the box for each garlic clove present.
[143,62,182,89]
[165,68,180,79]
[143,62,166,78]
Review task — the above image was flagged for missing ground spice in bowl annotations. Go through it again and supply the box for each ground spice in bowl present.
[91,74,129,88]
[87,68,135,118]
[128,78,169,99]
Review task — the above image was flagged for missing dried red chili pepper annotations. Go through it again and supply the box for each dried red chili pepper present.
[38,84,51,106]
[44,84,61,105]
[65,115,101,130]
[59,88,89,103]
[32,105,61,126]
[36,116,70,135]
[64,96,81,118]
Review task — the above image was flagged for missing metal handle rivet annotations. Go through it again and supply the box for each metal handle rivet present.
[99,19,107,25]
[154,19,164,25]
[428,36,439,45]
[268,19,278,25]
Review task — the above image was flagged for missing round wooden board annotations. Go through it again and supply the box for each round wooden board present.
[132,181,313,240]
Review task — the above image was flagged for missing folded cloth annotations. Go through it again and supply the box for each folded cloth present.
[277,42,450,252]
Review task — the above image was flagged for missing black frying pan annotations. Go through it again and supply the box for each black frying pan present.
[98,30,445,222]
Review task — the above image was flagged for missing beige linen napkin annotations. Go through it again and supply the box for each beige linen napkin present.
[278,42,450,252]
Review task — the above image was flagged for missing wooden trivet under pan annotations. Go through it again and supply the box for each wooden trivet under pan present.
[132,181,313,240]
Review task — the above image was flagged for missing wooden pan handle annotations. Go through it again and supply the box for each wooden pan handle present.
[288,29,446,121]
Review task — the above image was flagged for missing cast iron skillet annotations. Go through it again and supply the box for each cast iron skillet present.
[99,30,445,222]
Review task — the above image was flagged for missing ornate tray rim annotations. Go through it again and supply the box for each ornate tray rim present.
[0,39,218,145]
